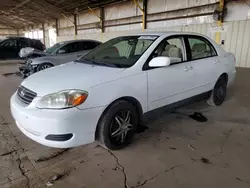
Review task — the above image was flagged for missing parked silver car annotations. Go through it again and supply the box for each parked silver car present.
[19,39,101,78]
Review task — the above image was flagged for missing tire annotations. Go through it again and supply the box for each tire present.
[207,75,228,106]
[97,100,139,150]
[37,63,53,71]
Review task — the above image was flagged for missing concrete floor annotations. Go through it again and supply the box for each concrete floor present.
[0,65,250,188]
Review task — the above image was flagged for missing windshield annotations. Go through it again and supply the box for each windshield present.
[79,35,158,68]
[45,42,65,54]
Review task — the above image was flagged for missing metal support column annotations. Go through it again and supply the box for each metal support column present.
[100,7,105,33]
[61,13,76,39]
[133,0,146,31]
[74,14,78,38]
[143,0,147,30]
[42,23,46,45]
[87,6,104,40]
[55,19,59,36]
[215,0,225,44]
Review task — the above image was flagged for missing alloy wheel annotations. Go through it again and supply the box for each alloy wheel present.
[109,110,134,144]
[40,64,51,70]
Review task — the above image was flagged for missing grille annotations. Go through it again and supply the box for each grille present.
[17,86,37,105]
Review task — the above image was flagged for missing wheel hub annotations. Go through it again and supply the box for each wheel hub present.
[110,111,133,143]
[216,86,225,99]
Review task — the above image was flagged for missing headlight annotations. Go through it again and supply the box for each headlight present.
[26,59,32,64]
[36,90,88,109]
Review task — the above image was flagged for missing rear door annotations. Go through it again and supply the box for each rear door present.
[56,42,80,64]
[185,35,221,94]
[77,41,99,58]
[18,38,30,49]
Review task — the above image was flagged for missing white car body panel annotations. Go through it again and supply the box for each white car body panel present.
[30,50,90,66]
[22,62,126,97]
[147,61,195,111]
[10,31,236,148]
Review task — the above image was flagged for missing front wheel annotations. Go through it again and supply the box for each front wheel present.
[97,100,138,150]
[207,76,227,106]
[37,63,53,72]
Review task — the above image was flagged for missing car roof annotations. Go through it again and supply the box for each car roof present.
[128,31,208,37]
[7,37,32,40]
[62,39,102,44]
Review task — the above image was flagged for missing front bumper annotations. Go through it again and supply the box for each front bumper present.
[10,93,104,148]
[19,61,36,78]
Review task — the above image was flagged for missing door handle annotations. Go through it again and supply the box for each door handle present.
[214,60,219,64]
[184,66,193,71]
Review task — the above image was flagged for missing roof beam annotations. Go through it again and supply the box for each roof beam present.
[11,0,33,11]
[0,17,19,28]
[9,0,59,25]
[63,0,125,12]
[39,0,70,15]
[0,10,35,26]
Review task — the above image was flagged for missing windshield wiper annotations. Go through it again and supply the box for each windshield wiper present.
[76,59,118,68]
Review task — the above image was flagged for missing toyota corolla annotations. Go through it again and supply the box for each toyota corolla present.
[10,32,236,150]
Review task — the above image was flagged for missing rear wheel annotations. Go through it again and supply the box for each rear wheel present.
[97,100,138,150]
[207,75,227,106]
[37,63,53,71]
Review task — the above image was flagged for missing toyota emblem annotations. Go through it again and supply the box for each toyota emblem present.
[20,89,25,96]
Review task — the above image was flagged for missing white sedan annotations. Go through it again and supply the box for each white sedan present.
[10,32,236,150]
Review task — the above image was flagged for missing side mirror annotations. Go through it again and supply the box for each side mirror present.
[149,57,170,68]
[57,49,66,54]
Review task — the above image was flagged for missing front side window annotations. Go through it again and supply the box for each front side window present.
[59,42,79,54]
[188,37,216,60]
[151,37,185,64]
[45,42,66,54]
[78,41,98,51]
[79,36,157,68]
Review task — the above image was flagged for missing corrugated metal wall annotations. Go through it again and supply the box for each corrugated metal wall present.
[152,20,250,67]
[223,20,250,67]
[54,0,250,68]
[58,19,250,68]
[0,24,18,38]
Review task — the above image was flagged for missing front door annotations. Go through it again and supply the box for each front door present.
[146,36,196,111]
[56,42,80,65]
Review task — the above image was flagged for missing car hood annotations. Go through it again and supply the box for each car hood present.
[30,55,56,65]
[21,62,125,96]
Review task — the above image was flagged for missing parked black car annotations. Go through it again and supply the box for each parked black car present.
[0,37,45,60]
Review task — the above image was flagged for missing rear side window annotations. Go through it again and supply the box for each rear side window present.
[78,41,98,51]
[18,39,29,48]
[188,37,217,60]
[31,40,45,50]
[60,42,79,53]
